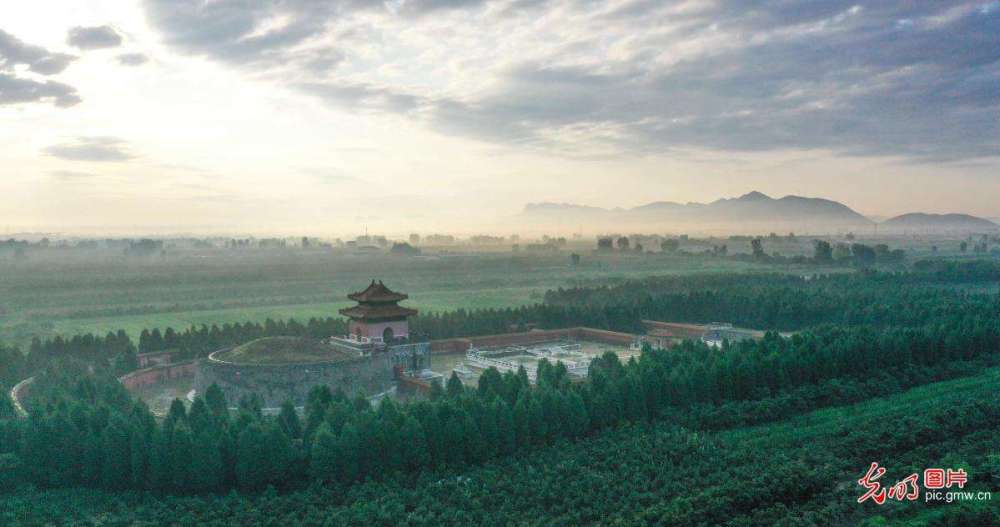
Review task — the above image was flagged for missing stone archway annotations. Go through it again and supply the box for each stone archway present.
[382,326,394,343]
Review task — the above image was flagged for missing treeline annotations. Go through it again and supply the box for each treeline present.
[2,263,999,421]
[7,398,998,526]
[0,344,30,392]
[1,304,627,394]
[545,263,1000,331]
[5,260,1000,395]
[4,291,1000,494]
[0,318,352,394]
[135,317,347,357]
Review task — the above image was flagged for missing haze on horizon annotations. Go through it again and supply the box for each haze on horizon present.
[1,1,998,237]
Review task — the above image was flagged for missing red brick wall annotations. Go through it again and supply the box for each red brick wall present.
[641,320,707,339]
[398,375,433,394]
[119,361,197,390]
[576,327,636,345]
[467,329,572,348]
[430,338,472,354]
[137,350,177,368]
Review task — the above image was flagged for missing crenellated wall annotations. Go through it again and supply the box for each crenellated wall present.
[116,326,637,411]
[194,350,395,408]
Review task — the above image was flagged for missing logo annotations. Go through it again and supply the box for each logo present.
[857,462,987,504]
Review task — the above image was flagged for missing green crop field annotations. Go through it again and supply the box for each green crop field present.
[0,248,775,348]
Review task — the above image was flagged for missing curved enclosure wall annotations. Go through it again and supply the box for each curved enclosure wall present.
[194,349,395,408]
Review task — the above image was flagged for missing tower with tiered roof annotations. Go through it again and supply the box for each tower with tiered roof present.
[338,280,417,343]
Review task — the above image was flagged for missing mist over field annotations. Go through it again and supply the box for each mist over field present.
[3,1,1000,526]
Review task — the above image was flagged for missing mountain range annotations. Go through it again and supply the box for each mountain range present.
[519,192,998,235]
[878,213,999,233]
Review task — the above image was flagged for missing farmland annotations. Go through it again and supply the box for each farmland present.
[0,248,773,348]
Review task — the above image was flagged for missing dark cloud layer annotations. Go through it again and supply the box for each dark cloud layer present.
[141,1,1000,160]
[0,29,79,107]
[142,0,365,67]
[44,137,136,162]
[67,26,123,50]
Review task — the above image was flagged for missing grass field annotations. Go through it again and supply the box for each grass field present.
[0,249,773,348]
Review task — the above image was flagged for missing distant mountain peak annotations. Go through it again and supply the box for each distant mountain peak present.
[737,191,772,201]
[881,212,998,232]
[519,190,875,233]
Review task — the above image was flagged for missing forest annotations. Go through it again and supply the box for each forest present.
[1,259,999,524]
[8,367,996,525]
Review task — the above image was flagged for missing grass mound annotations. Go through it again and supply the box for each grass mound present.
[215,336,350,365]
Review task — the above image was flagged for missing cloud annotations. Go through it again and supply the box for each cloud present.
[296,81,424,113]
[50,170,101,180]
[0,28,76,74]
[0,73,81,107]
[0,29,80,107]
[43,137,136,162]
[67,26,124,50]
[141,0,375,67]
[117,53,149,66]
[399,0,492,16]
[140,1,1000,161]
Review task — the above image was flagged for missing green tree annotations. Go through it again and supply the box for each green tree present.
[477,367,504,400]
[189,429,223,492]
[235,423,269,490]
[99,415,132,490]
[751,238,766,260]
[399,416,430,472]
[428,379,445,400]
[309,423,339,483]
[169,423,195,490]
[128,405,155,489]
[336,423,361,484]
[187,398,215,436]
[278,401,302,440]
[446,372,464,398]
[164,398,187,429]
[813,240,833,264]
[263,423,293,486]
[204,384,228,420]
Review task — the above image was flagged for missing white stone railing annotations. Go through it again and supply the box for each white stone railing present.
[9,376,34,419]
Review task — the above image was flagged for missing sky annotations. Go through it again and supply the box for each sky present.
[1,1,998,236]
